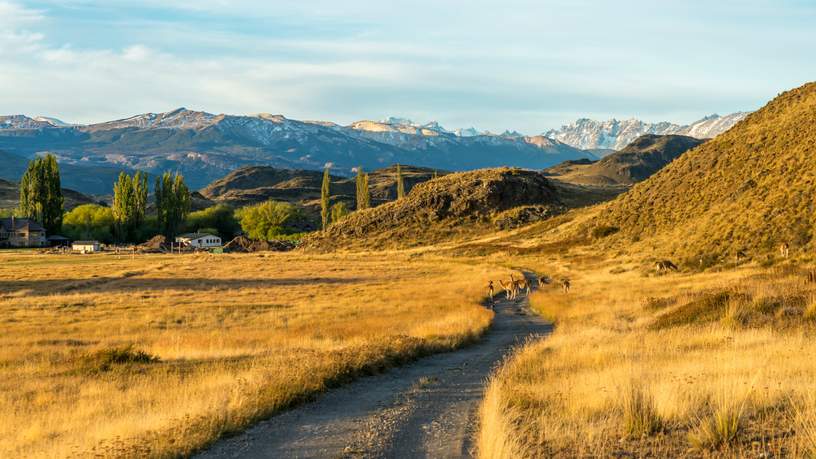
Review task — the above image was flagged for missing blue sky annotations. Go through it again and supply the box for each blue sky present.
[1,0,814,133]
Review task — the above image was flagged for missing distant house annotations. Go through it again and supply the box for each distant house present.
[176,233,222,248]
[72,241,101,253]
[0,217,47,248]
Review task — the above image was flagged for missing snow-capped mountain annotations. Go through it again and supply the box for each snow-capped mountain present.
[0,115,63,130]
[545,112,749,150]
[0,108,594,192]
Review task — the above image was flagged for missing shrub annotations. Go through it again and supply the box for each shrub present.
[83,346,159,373]
[591,225,619,239]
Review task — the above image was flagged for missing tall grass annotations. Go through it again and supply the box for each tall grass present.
[0,251,503,457]
[479,254,816,456]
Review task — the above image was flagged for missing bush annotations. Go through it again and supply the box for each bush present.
[62,204,115,243]
[235,200,306,241]
[83,345,159,373]
[592,225,619,239]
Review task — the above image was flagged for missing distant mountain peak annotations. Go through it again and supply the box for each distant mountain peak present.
[545,112,749,150]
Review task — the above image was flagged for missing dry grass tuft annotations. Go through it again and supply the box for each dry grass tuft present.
[622,383,662,438]
[688,394,748,451]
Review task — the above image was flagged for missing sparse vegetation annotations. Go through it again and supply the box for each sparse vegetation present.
[0,250,502,457]
[477,246,816,457]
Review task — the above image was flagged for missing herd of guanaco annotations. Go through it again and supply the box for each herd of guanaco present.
[658,242,791,275]
[487,273,570,306]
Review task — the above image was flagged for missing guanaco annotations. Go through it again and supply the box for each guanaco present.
[561,278,571,293]
[655,260,678,273]
[498,279,516,300]
[488,280,495,305]
[511,274,531,297]
[537,275,551,287]
[780,242,790,259]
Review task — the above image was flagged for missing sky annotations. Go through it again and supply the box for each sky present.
[1,0,815,134]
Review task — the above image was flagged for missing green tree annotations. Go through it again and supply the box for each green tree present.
[154,172,191,240]
[433,170,438,179]
[112,171,149,242]
[63,204,115,243]
[236,200,303,240]
[183,204,240,239]
[331,202,350,223]
[356,167,370,211]
[321,165,331,230]
[396,163,405,200]
[18,154,64,234]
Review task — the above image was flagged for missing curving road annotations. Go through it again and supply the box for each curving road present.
[199,278,550,459]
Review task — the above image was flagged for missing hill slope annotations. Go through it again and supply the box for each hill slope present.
[305,168,564,249]
[596,82,816,259]
[545,134,705,186]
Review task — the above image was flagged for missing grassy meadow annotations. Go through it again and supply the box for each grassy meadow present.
[478,247,816,457]
[0,250,504,458]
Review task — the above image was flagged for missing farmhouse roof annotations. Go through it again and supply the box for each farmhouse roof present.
[0,217,45,232]
[177,233,218,239]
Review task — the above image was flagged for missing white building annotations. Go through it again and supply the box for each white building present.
[72,241,101,253]
[176,233,222,248]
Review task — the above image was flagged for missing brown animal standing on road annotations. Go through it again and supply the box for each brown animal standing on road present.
[488,281,495,306]
[537,275,551,287]
[498,279,517,300]
[512,274,531,296]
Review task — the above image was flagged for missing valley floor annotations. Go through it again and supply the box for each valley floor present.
[0,250,503,457]
[478,251,816,457]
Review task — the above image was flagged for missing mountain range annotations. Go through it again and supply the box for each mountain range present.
[544,112,748,150]
[0,110,595,192]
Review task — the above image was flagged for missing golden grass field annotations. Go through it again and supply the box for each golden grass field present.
[478,247,816,458]
[0,250,506,458]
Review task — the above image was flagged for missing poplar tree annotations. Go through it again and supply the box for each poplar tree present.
[356,167,370,210]
[321,166,331,230]
[396,163,405,200]
[113,171,149,242]
[18,154,64,233]
[155,172,191,240]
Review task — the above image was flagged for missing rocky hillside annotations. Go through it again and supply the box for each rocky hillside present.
[304,168,564,249]
[595,82,816,259]
[0,109,595,191]
[545,134,705,186]
[545,112,748,150]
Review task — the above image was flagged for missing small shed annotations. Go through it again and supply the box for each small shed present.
[72,241,101,253]
[176,233,222,249]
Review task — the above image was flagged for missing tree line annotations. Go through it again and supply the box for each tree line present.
[13,154,419,243]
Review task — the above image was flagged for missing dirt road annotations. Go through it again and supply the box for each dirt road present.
[199,281,550,459]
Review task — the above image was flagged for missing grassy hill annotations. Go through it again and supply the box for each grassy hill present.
[595,81,816,261]
[545,134,704,186]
